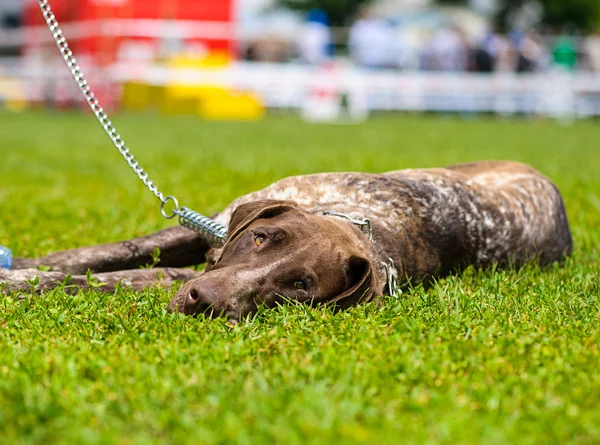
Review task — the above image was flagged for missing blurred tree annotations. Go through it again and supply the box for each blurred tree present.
[437,0,599,31]
[276,0,375,26]
[535,0,598,31]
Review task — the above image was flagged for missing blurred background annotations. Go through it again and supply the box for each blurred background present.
[1,0,599,120]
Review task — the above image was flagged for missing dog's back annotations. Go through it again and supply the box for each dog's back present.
[383,161,572,268]
[213,161,572,279]
[176,160,572,318]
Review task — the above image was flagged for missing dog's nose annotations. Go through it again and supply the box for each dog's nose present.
[184,281,222,317]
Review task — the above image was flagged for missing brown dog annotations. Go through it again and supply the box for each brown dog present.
[2,161,572,323]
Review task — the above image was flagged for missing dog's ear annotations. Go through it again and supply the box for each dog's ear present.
[204,247,223,271]
[326,256,381,310]
[227,200,299,243]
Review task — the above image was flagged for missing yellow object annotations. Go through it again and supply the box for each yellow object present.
[168,52,231,70]
[5,99,27,112]
[0,77,27,112]
[198,90,265,121]
[121,82,153,111]
[120,52,265,121]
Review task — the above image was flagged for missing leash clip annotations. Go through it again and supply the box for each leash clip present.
[381,258,401,297]
[323,211,373,241]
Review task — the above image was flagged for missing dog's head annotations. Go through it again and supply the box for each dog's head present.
[167,200,382,323]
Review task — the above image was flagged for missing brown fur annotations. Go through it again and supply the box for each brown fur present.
[3,161,572,323]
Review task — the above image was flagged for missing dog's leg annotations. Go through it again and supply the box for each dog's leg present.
[12,226,212,275]
[0,267,202,295]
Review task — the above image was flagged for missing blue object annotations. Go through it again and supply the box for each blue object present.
[0,245,12,270]
[307,8,330,26]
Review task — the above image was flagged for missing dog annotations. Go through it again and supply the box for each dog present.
[1,161,572,323]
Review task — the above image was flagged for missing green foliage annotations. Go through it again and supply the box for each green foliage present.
[438,0,599,31]
[277,0,374,26]
[536,0,599,31]
[1,112,599,444]
[497,0,598,31]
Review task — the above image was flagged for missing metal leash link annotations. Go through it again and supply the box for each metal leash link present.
[37,0,227,245]
[175,207,228,243]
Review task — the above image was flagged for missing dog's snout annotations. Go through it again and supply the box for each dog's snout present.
[183,281,221,317]
[188,288,200,303]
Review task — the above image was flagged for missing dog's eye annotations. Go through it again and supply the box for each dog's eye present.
[253,234,265,246]
[293,280,306,290]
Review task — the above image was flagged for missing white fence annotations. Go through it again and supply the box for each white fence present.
[5,59,600,118]
[114,62,600,118]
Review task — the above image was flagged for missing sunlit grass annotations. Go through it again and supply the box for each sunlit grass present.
[1,111,599,444]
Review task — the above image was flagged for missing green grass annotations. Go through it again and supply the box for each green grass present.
[0,111,599,444]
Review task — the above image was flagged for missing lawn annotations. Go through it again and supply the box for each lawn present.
[0,111,599,444]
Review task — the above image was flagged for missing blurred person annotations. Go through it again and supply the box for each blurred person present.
[243,42,259,61]
[496,34,517,72]
[474,32,495,72]
[348,7,392,69]
[246,37,292,63]
[483,29,517,73]
[508,29,525,49]
[576,49,595,72]
[298,8,333,65]
[552,31,577,71]
[517,32,548,73]
[454,26,472,71]
[422,25,470,72]
[388,29,423,71]
[583,32,600,73]
[0,0,20,29]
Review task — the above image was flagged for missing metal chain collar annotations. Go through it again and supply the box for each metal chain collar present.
[322,211,373,240]
[322,211,400,296]
[37,0,227,244]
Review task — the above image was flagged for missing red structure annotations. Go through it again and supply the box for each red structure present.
[24,0,236,62]
[23,0,236,107]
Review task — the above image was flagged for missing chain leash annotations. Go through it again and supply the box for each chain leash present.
[37,0,227,244]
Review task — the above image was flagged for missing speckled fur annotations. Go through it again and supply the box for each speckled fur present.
[213,161,572,285]
[7,161,569,306]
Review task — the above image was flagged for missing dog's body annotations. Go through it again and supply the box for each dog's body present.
[213,160,571,279]
[2,161,572,322]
